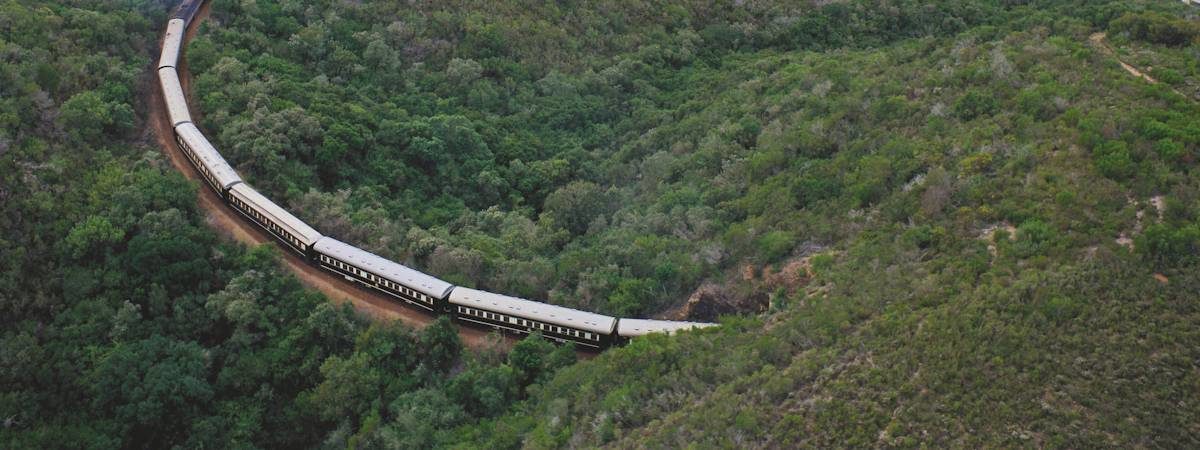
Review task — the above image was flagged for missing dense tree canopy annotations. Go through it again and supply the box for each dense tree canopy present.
[0,1,571,448]
[3,0,1200,447]
[188,0,1200,446]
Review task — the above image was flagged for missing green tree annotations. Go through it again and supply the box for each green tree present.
[59,90,115,143]
[1136,223,1200,270]
[954,89,999,120]
[419,316,462,373]
[543,180,611,235]
[90,337,214,448]
[306,352,381,421]
[63,215,124,259]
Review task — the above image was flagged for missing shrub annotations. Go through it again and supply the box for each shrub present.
[1093,140,1134,180]
[809,253,835,274]
[1041,296,1080,323]
[954,89,999,120]
[756,230,795,262]
[1110,12,1199,47]
[1136,223,1200,269]
[1154,138,1185,162]
[1013,219,1056,257]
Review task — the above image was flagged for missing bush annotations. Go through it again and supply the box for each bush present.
[1093,140,1134,180]
[1154,138,1185,162]
[809,253,835,274]
[756,230,795,262]
[954,89,999,121]
[902,225,942,249]
[1040,296,1080,323]
[1110,12,1199,47]
[1136,223,1200,269]
[1013,219,1056,257]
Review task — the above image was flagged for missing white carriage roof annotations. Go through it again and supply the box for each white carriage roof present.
[158,19,185,69]
[616,319,716,338]
[158,67,191,126]
[174,122,242,189]
[448,287,618,335]
[229,183,322,246]
[313,237,454,299]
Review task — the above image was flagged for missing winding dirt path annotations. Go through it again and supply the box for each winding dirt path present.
[1090,32,1160,84]
[147,2,509,350]
[1090,32,1191,100]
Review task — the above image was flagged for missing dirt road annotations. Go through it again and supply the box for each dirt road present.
[1089,32,1160,84]
[147,2,507,350]
[1089,32,1193,101]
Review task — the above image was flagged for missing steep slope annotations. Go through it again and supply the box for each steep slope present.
[0,2,568,448]
[438,2,1200,448]
[111,0,1200,447]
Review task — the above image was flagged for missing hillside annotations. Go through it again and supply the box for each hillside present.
[182,0,1200,446]
[3,0,1200,448]
[1,2,569,448]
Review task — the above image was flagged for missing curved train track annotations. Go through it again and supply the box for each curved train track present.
[154,0,715,351]
[146,1,504,348]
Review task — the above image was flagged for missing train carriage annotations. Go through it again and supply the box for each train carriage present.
[448,287,618,349]
[158,19,185,69]
[151,1,716,352]
[174,0,204,22]
[227,183,322,257]
[158,67,191,127]
[173,122,241,195]
[616,318,715,342]
[313,237,454,312]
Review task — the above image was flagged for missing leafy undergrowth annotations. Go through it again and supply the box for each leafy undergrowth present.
[4,0,1199,447]
[441,1,1200,447]
[187,0,1200,446]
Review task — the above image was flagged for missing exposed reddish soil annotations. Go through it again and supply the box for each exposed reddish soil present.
[147,2,509,350]
[662,277,775,322]
[1090,32,1160,84]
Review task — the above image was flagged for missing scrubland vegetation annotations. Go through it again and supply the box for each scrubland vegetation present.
[3,0,1200,447]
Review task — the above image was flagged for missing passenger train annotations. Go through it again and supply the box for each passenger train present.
[157,0,715,349]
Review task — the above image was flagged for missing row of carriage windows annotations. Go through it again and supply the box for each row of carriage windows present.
[180,135,602,344]
[318,255,431,304]
[230,196,302,249]
[456,306,597,341]
[178,139,219,192]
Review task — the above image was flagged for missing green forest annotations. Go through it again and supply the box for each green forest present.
[4,0,1200,448]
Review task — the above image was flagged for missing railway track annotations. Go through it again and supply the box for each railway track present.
[148,0,508,350]
[150,0,714,354]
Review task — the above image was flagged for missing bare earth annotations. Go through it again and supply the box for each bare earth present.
[1089,32,1160,84]
[147,2,509,350]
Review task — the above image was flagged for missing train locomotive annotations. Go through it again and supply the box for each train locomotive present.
[157,0,715,350]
